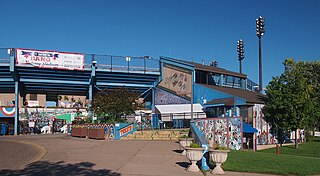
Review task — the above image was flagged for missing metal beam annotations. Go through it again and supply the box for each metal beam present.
[20,78,89,85]
[96,82,153,88]
[14,81,19,135]
[0,78,14,81]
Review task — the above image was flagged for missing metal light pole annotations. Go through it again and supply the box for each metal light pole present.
[256,16,265,92]
[237,39,245,73]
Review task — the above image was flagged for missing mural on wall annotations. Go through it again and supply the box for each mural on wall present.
[253,104,273,145]
[228,118,242,150]
[215,118,228,148]
[154,88,190,105]
[158,64,192,97]
[195,117,243,150]
[18,108,87,134]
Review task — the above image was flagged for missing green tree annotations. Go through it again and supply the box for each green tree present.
[284,59,312,148]
[264,58,313,148]
[296,61,320,137]
[263,75,288,145]
[91,88,142,123]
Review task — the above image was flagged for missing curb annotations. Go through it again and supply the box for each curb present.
[2,140,47,169]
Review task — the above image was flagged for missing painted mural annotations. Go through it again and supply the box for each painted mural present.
[195,117,243,150]
[228,118,242,150]
[18,108,87,134]
[214,118,228,148]
[158,64,192,97]
[154,88,190,105]
[253,104,273,145]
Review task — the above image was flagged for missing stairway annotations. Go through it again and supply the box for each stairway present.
[121,129,189,141]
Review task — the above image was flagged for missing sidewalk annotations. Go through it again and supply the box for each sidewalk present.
[0,134,278,176]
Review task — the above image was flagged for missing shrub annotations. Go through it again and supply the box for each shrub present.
[190,142,199,148]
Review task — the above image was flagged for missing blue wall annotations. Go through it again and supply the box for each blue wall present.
[154,87,190,105]
[193,84,246,106]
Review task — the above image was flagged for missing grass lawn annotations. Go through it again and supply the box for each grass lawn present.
[222,137,320,175]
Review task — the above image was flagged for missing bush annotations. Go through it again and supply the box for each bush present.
[190,142,199,148]
[211,144,229,150]
[305,130,312,142]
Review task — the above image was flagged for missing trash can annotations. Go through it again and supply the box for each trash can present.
[1,124,7,135]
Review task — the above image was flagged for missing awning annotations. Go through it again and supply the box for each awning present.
[153,104,206,121]
[242,122,258,133]
[56,114,72,122]
[154,104,204,114]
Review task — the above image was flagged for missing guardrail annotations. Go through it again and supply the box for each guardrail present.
[190,121,209,171]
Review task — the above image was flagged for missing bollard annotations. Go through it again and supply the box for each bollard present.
[276,144,280,155]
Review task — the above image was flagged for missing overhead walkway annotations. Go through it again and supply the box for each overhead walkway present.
[0,48,161,135]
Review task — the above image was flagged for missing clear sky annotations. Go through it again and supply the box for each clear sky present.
[0,0,319,88]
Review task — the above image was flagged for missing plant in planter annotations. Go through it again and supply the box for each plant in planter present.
[178,135,193,155]
[209,144,230,175]
[185,142,205,172]
[71,125,88,138]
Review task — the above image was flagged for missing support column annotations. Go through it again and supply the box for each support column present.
[220,74,224,86]
[151,88,155,110]
[89,84,93,121]
[14,81,19,135]
[89,60,96,122]
[191,70,194,120]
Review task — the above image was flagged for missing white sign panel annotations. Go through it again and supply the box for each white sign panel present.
[27,100,39,107]
[16,48,84,71]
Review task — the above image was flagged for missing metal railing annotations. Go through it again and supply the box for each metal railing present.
[0,48,11,64]
[84,54,160,73]
[0,48,161,73]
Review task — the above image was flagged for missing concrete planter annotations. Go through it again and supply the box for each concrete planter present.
[209,149,230,175]
[185,147,205,172]
[178,138,193,155]
[88,128,105,140]
[71,127,88,138]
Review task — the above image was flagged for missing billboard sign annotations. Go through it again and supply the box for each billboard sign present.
[158,64,192,98]
[16,48,84,71]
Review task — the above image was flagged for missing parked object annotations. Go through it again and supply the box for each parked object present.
[60,125,68,133]
[41,126,51,134]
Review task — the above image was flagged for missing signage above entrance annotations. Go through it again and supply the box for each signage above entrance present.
[16,48,84,71]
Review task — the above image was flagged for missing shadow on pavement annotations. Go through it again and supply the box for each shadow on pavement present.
[172,149,183,154]
[176,161,189,169]
[0,161,121,176]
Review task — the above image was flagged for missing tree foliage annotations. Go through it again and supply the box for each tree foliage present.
[91,88,143,122]
[263,58,318,148]
[297,61,320,135]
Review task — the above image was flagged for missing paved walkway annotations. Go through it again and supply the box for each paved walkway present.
[0,134,278,176]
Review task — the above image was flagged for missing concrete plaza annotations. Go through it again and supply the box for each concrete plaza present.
[0,134,276,176]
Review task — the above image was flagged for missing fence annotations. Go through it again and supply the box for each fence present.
[0,48,160,73]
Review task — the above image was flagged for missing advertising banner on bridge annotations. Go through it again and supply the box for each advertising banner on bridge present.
[16,48,84,71]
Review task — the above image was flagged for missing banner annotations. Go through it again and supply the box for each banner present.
[16,48,84,71]
[158,64,192,97]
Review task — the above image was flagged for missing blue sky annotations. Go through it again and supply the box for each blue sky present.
[0,0,319,88]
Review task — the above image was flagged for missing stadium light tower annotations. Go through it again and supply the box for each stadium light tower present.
[237,39,245,73]
[256,16,265,92]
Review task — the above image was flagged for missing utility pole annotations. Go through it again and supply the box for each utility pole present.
[256,16,265,92]
[237,39,245,73]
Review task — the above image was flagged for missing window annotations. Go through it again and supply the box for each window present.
[30,94,38,101]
